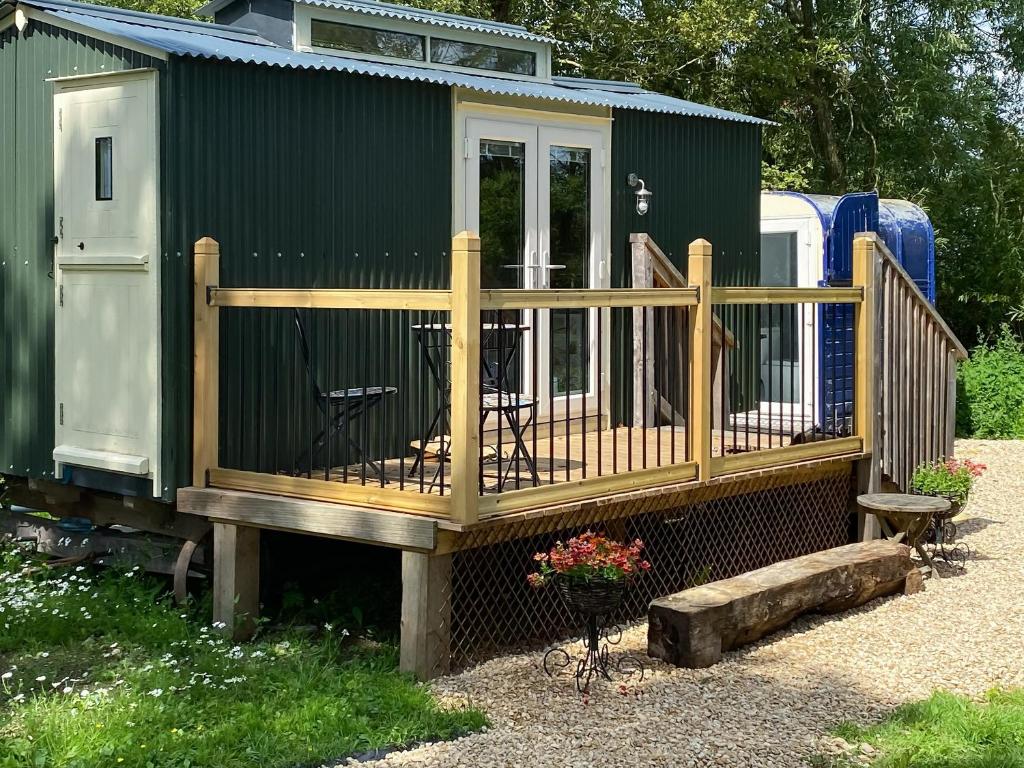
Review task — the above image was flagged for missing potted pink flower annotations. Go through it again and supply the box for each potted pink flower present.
[528,531,650,616]
[910,457,986,516]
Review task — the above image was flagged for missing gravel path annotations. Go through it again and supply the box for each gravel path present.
[359,440,1024,768]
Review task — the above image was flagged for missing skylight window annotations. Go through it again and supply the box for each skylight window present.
[301,5,551,80]
[430,38,536,76]
[310,19,426,61]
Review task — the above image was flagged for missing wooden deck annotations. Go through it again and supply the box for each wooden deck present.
[318,425,799,496]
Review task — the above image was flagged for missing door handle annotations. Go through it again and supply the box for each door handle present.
[77,242,85,251]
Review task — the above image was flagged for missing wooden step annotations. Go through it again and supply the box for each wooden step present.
[647,540,922,668]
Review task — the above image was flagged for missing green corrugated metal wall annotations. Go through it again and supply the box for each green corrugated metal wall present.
[0,22,159,482]
[609,109,762,420]
[1,22,762,499]
[610,109,761,287]
[158,58,454,497]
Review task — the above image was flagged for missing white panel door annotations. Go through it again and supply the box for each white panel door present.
[53,71,160,493]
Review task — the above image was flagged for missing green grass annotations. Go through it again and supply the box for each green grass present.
[0,543,485,768]
[822,690,1024,768]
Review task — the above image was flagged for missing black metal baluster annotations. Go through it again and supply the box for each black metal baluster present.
[724,307,733,454]
[771,303,778,448]
[597,307,603,475]
[399,310,407,491]
[756,304,763,452]
[307,311,316,480]
[683,307,690,463]
[380,310,387,489]
[642,306,648,469]
[564,308,571,484]
[612,307,619,474]
[548,307,554,486]
[532,307,539,485]
[417,317,426,492]
[582,308,588,480]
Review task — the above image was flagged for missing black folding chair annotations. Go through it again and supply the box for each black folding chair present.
[292,309,397,480]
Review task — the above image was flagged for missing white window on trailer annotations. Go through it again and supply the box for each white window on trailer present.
[757,216,821,424]
[52,70,161,495]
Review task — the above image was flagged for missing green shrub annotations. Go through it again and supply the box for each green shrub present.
[956,325,1024,437]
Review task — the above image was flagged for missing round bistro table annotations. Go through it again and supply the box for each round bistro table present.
[857,493,951,577]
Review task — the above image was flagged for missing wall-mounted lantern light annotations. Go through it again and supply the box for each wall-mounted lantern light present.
[627,173,652,216]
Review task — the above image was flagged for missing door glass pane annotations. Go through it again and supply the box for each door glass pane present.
[759,232,800,404]
[478,139,525,290]
[95,137,113,201]
[548,146,591,396]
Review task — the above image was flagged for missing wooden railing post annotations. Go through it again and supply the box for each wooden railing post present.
[688,239,713,480]
[853,234,878,458]
[853,233,881,539]
[193,237,220,488]
[449,231,481,525]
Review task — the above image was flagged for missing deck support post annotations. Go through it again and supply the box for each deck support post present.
[400,551,452,680]
[853,234,882,540]
[688,239,714,480]
[193,237,220,488]
[630,237,657,429]
[212,522,260,640]
[449,231,481,525]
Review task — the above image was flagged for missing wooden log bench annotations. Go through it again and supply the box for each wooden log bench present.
[647,540,922,668]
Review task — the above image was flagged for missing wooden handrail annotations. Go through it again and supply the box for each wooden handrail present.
[711,286,863,304]
[480,287,699,309]
[209,288,452,311]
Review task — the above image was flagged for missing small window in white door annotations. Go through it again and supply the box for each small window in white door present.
[95,136,113,201]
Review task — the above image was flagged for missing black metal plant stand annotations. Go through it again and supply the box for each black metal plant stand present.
[918,492,972,570]
[543,580,645,694]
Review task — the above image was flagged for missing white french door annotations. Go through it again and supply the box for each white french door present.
[462,114,607,417]
[758,217,819,420]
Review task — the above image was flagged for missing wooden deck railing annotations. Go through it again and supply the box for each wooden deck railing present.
[191,232,883,527]
[874,236,968,490]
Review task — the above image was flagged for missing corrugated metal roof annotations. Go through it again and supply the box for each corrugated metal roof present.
[296,0,554,43]
[19,0,772,125]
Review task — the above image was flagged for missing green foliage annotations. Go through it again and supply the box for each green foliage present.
[0,544,485,768]
[826,689,1024,767]
[93,0,206,20]
[957,326,1024,438]
[410,0,1024,349]
[90,0,1024,346]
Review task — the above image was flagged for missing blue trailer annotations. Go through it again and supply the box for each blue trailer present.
[759,191,937,431]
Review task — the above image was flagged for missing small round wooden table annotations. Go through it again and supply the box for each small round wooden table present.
[858,493,951,577]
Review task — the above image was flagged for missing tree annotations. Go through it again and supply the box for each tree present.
[101,0,1024,344]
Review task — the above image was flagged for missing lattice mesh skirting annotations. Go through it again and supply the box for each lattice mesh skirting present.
[448,464,852,669]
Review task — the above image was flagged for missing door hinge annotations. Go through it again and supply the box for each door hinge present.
[464,137,471,159]
[59,403,64,426]
[59,284,64,307]
[58,108,62,132]
[59,217,63,240]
